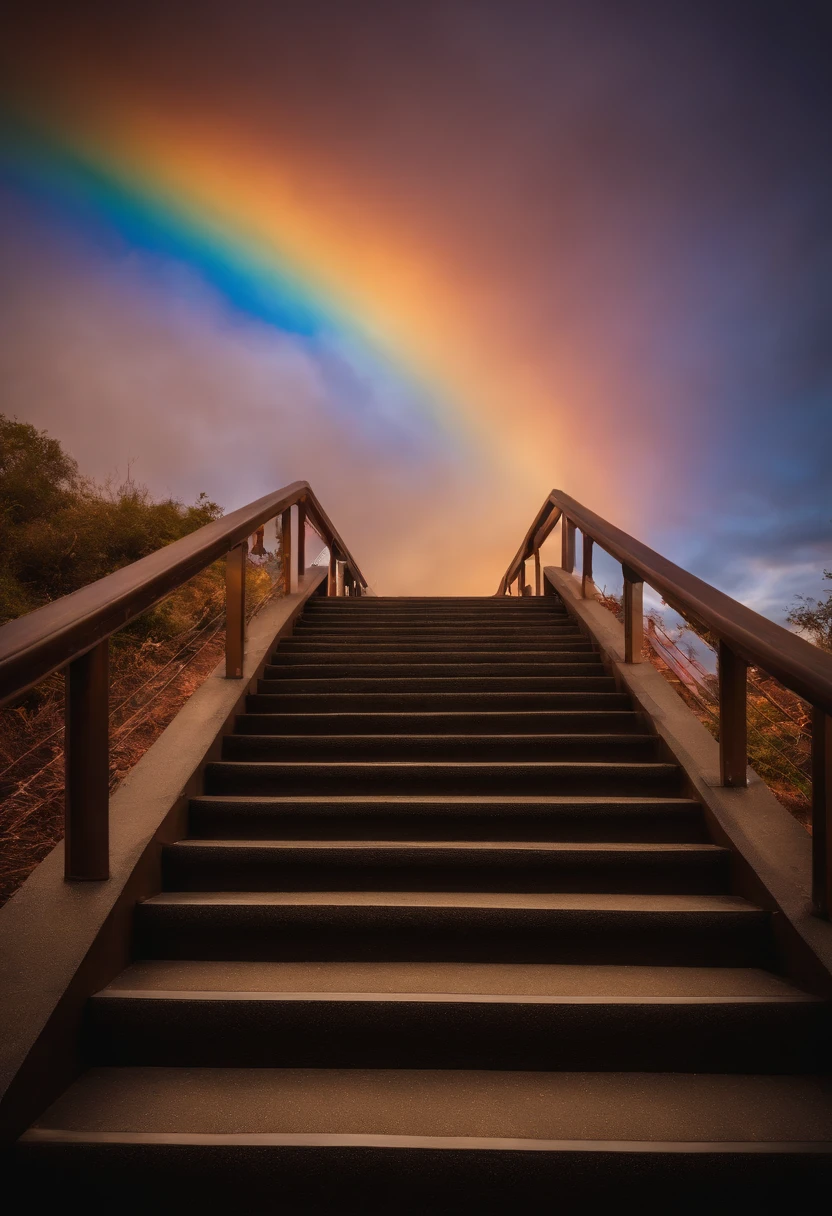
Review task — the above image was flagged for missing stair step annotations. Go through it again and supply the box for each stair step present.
[305,599,565,606]
[263,661,607,680]
[272,648,597,663]
[304,608,571,617]
[279,638,594,652]
[301,611,573,621]
[298,611,570,621]
[99,957,810,996]
[246,690,633,712]
[256,676,620,694]
[299,617,571,627]
[161,840,729,894]
[19,1068,831,1206]
[313,595,561,602]
[305,600,564,609]
[188,795,707,842]
[87,961,827,1072]
[204,760,683,796]
[222,733,659,763]
[293,625,579,637]
[299,624,576,633]
[235,711,645,735]
[134,891,769,965]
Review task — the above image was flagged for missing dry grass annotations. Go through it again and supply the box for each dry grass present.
[0,561,281,906]
[595,588,812,828]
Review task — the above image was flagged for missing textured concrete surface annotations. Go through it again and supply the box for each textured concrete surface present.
[143,889,757,909]
[106,959,805,997]
[30,1067,832,1141]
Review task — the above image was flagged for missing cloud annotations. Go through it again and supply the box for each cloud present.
[0,190,510,593]
[1,0,831,605]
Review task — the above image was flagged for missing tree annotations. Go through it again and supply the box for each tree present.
[788,572,832,653]
[0,415,79,528]
[0,414,223,628]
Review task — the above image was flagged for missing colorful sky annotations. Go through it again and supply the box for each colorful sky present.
[1,0,831,610]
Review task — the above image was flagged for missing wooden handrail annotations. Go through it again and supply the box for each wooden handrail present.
[0,481,365,705]
[0,481,365,881]
[499,489,832,714]
[499,488,832,916]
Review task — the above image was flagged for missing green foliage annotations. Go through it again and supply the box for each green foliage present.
[0,414,223,634]
[787,572,832,652]
[0,417,286,906]
[0,415,79,530]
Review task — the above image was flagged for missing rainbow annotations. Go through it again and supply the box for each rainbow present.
[0,79,573,498]
[0,100,488,450]
[1,118,334,340]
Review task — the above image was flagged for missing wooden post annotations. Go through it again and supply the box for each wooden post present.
[561,517,575,573]
[582,534,594,598]
[811,707,832,917]
[64,640,110,879]
[718,639,748,787]
[328,545,337,596]
[534,549,541,596]
[296,500,306,580]
[518,559,526,597]
[623,568,643,664]
[225,542,247,678]
[281,508,292,595]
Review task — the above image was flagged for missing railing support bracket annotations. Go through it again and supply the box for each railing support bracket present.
[718,640,748,787]
[623,567,644,663]
[65,640,110,880]
[812,708,832,917]
[296,500,306,580]
[225,542,247,679]
[561,517,576,573]
[582,534,594,598]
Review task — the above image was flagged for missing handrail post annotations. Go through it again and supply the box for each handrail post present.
[811,708,831,917]
[225,542,247,678]
[534,549,541,596]
[623,566,644,663]
[328,545,337,596]
[718,639,748,787]
[296,500,306,581]
[518,559,526,597]
[281,508,292,595]
[582,534,594,598]
[561,517,576,573]
[64,639,110,879]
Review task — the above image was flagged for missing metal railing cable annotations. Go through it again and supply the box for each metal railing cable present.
[0,481,365,880]
[499,489,832,917]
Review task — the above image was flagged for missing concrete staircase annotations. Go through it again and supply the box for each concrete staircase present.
[17,595,832,1207]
